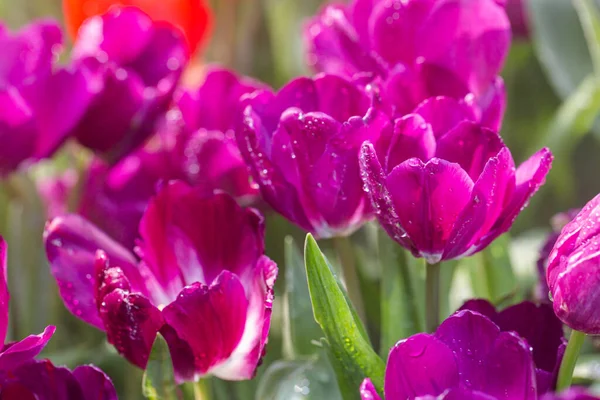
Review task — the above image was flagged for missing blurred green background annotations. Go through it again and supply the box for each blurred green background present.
[2,0,600,398]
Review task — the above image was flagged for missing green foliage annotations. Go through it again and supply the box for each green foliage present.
[142,334,180,400]
[304,234,385,399]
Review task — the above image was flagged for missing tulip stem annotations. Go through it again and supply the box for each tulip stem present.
[333,236,366,323]
[193,379,212,400]
[557,329,586,391]
[425,262,441,333]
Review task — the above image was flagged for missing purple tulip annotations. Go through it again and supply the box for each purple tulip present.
[359,96,552,263]
[67,6,188,163]
[361,310,538,400]
[44,181,278,382]
[237,73,388,238]
[77,67,263,250]
[506,0,530,39]
[459,299,566,394]
[547,193,600,334]
[304,0,510,120]
[0,20,93,174]
[536,210,580,303]
[0,360,117,400]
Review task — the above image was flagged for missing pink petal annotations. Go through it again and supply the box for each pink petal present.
[386,158,474,263]
[0,326,55,371]
[435,122,505,180]
[360,378,381,400]
[413,96,475,138]
[385,114,436,171]
[0,237,8,344]
[138,183,265,296]
[72,365,119,400]
[162,271,248,377]
[385,333,459,399]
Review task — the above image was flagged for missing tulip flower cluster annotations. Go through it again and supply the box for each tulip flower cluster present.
[0,0,599,398]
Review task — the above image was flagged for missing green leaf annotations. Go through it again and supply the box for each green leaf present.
[377,229,425,356]
[304,234,385,399]
[282,236,323,359]
[256,354,342,400]
[574,0,600,76]
[467,235,521,307]
[528,0,595,98]
[142,334,180,400]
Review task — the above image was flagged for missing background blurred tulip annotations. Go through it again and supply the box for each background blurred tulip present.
[62,0,213,55]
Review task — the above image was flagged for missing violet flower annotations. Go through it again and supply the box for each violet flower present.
[459,299,566,394]
[78,67,263,250]
[67,6,188,163]
[305,0,510,122]
[0,20,93,174]
[361,310,538,399]
[44,181,277,382]
[359,96,552,263]
[547,193,600,334]
[0,360,117,400]
[0,236,116,399]
[237,73,388,238]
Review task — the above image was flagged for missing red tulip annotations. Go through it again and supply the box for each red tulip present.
[63,0,213,54]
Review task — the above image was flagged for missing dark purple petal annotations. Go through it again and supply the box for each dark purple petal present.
[360,378,381,400]
[72,365,118,400]
[162,272,248,378]
[3,359,84,399]
[44,214,143,328]
[0,326,55,371]
[384,333,459,399]
[99,288,164,369]
[138,182,265,296]
[386,158,473,263]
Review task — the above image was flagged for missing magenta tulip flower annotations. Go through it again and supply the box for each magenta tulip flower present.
[459,299,566,394]
[0,236,116,399]
[0,20,93,174]
[44,181,277,382]
[547,193,600,334]
[360,96,552,263]
[305,0,510,122]
[77,67,263,249]
[67,6,188,163]
[361,310,538,400]
[237,73,388,238]
[0,360,117,400]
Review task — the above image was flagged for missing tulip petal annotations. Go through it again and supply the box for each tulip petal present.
[44,214,143,329]
[435,122,504,180]
[474,147,553,253]
[99,288,164,369]
[359,142,416,252]
[0,238,8,345]
[0,326,55,371]
[387,158,473,262]
[138,182,265,295]
[477,77,506,132]
[413,96,475,138]
[385,114,436,170]
[162,271,248,377]
[72,365,119,400]
[360,378,381,400]
[5,360,84,399]
[443,147,515,259]
[385,333,459,399]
